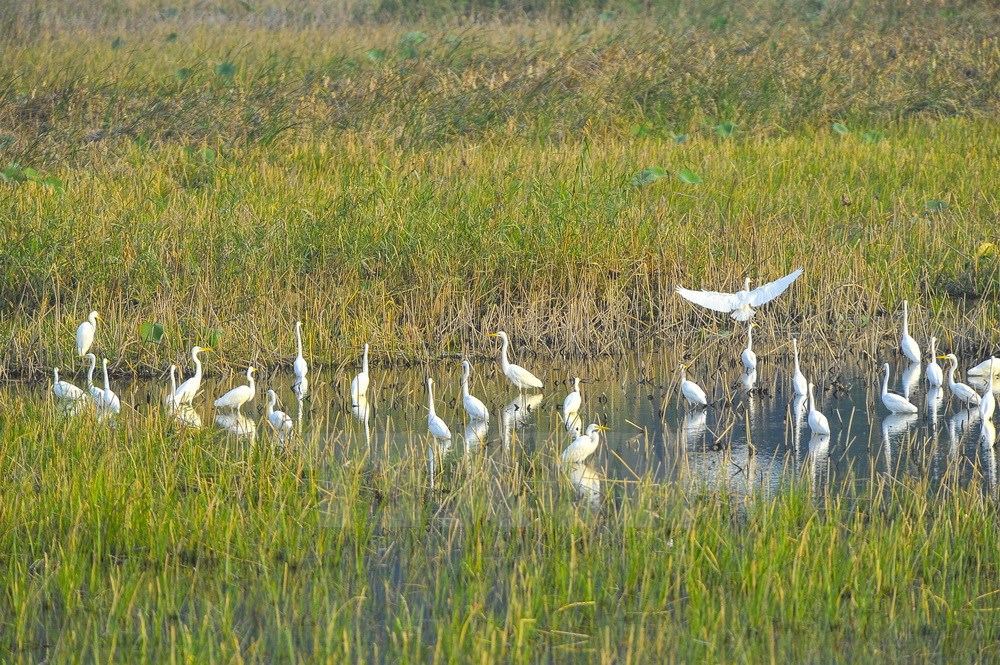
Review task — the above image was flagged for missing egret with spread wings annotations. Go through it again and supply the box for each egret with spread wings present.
[676,268,803,321]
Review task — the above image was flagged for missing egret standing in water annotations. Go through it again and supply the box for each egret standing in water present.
[969,356,1000,379]
[100,358,121,415]
[85,353,103,404]
[675,268,803,322]
[562,423,609,465]
[926,337,943,387]
[460,360,488,422]
[980,359,996,422]
[490,331,543,392]
[899,301,921,364]
[679,364,708,408]
[173,346,211,406]
[741,323,758,373]
[351,343,370,403]
[881,363,918,414]
[165,364,180,410]
[52,368,85,401]
[214,366,257,412]
[293,321,308,397]
[76,311,99,357]
[266,389,294,440]
[807,382,830,436]
[563,377,582,431]
[791,338,808,397]
[426,377,451,441]
[938,354,980,406]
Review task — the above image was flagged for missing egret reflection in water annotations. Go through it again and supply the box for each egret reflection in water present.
[216,412,257,440]
[567,461,601,508]
[171,405,202,429]
[881,412,918,474]
[501,392,543,450]
[981,421,997,498]
[901,362,921,400]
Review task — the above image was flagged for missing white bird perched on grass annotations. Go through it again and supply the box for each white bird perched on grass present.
[99,358,121,415]
[76,311,99,357]
[679,364,708,408]
[938,353,980,406]
[214,366,257,412]
[460,360,488,422]
[968,356,1000,379]
[791,338,808,397]
[881,363,918,414]
[490,331,544,392]
[351,343,370,403]
[173,346,211,406]
[562,423,609,465]
[925,337,943,387]
[85,353,103,404]
[293,321,308,385]
[426,377,451,440]
[266,389,294,440]
[980,359,996,422]
[807,381,830,436]
[741,322,758,372]
[675,268,803,322]
[899,300,921,364]
[52,368,85,401]
[563,377,582,430]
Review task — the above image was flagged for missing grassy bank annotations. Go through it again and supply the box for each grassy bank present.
[0,1,998,377]
[0,396,998,661]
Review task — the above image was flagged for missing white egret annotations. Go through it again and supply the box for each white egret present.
[807,382,830,436]
[490,331,543,392]
[899,301,921,363]
[100,358,121,415]
[881,363,918,414]
[741,323,758,372]
[561,423,609,465]
[173,346,211,406]
[679,364,708,408]
[460,360,489,422]
[675,268,803,322]
[563,377,582,429]
[791,338,808,397]
[293,321,308,383]
[969,356,1000,378]
[939,354,980,406]
[926,337,943,387]
[52,368,85,401]
[266,389,294,440]
[980,359,996,422]
[165,365,180,410]
[351,343,370,402]
[85,353,103,404]
[426,377,451,441]
[214,366,257,412]
[76,311,99,357]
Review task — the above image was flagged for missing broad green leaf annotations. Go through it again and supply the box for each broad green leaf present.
[175,68,193,81]
[40,176,64,192]
[140,322,165,343]
[365,49,386,62]
[111,37,124,50]
[678,168,703,185]
[166,32,178,42]
[201,147,217,164]
[975,242,998,259]
[714,121,736,138]
[832,122,849,135]
[861,130,885,143]
[204,328,222,348]
[631,166,668,187]
[924,199,948,212]
[215,61,236,78]
[672,133,687,143]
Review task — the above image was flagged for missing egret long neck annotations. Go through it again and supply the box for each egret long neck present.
[103,361,111,391]
[192,350,203,381]
[427,382,436,418]
[747,325,753,350]
[808,384,814,411]
[882,368,889,395]
[793,341,800,371]
[296,324,303,356]
[362,347,369,373]
[573,378,580,392]
[267,393,275,416]
[170,367,177,394]
[87,359,95,386]
[499,337,510,373]
[461,367,470,397]
[902,302,909,335]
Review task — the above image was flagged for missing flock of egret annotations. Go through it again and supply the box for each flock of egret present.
[49,268,1000,476]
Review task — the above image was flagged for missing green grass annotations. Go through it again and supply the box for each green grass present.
[1,394,999,662]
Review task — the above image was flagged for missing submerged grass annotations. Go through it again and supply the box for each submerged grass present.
[1,392,999,662]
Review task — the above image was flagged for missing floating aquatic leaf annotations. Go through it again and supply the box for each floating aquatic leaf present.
[631,166,668,187]
[40,176,64,192]
[632,123,652,138]
[365,49,386,62]
[111,37,124,50]
[175,68,193,81]
[861,130,885,143]
[201,147,217,164]
[672,133,687,143]
[714,121,736,138]
[832,122,849,135]
[166,32,178,42]
[215,61,236,78]
[140,322,165,343]
[598,10,616,21]
[398,31,428,58]
[924,199,948,213]
[678,168,703,185]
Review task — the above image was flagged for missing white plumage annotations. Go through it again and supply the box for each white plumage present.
[980,359,996,422]
[76,311,99,357]
[52,367,85,401]
[293,321,308,382]
[899,301,921,364]
[675,268,803,322]
[807,382,830,436]
[460,360,489,422]
[925,336,943,387]
[85,353,103,404]
[881,363,918,414]
[426,377,451,440]
[214,366,257,412]
[791,338,808,397]
[561,423,608,465]
[939,353,980,406]
[969,357,1000,378]
[563,377,582,425]
[679,364,708,408]
[490,331,543,391]
[100,358,121,415]
[351,343,370,402]
[741,323,757,372]
[173,346,210,406]
[266,389,294,440]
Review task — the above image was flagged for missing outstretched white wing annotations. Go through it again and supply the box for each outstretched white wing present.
[749,268,803,306]
[675,286,739,313]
